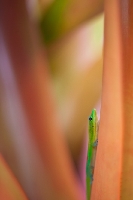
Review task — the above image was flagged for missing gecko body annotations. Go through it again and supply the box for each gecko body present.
[86,109,98,199]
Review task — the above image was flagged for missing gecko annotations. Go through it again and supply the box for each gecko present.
[86,109,99,200]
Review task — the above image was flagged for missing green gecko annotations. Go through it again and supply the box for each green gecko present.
[86,109,98,200]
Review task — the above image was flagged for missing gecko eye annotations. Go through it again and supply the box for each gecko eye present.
[89,117,93,121]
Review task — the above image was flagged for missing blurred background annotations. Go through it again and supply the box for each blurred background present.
[0,0,104,199]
